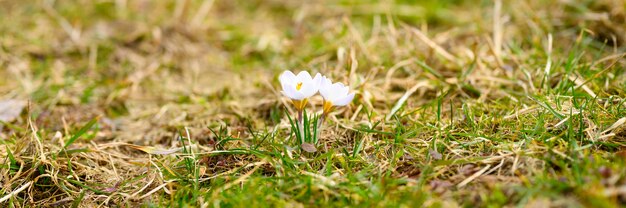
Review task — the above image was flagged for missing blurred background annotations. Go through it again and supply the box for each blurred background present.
[0,0,624,141]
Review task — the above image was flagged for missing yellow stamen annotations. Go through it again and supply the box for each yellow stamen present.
[292,98,309,111]
[296,82,303,91]
[323,101,334,114]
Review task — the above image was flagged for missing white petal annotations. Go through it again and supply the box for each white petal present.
[319,76,333,99]
[333,92,355,106]
[296,71,313,82]
[279,70,296,86]
[281,83,297,97]
[313,73,323,85]
[299,80,319,97]
[333,82,345,88]
[338,85,350,97]
[328,82,346,100]
[308,75,321,96]
[279,71,297,93]
[321,76,332,85]
[283,84,306,100]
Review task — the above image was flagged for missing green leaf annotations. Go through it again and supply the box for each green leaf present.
[63,117,99,150]
[60,148,91,155]
[71,190,86,208]
[5,146,16,164]
[352,134,365,158]
[415,59,443,80]
[529,96,565,119]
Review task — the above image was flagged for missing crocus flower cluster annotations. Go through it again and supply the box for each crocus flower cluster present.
[279,70,355,152]
[279,70,355,118]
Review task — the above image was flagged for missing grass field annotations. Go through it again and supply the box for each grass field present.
[1,0,626,207]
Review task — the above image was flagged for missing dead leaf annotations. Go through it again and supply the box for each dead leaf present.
[301,143,317,153]
[128,144,180,155]
[429,149,442,160]
[104,182,121,193]
[430,180,453,194]
[0,99,26,122]
[460,164,477,176]
[602,117,626,135]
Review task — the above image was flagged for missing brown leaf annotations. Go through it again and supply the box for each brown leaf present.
[301,143,317,153]
[128,144,180,155]
[461,164,477,176]
[430,180,453,194]
[0,99,26,122]
[429,149,442,160]
[104,182,121,193]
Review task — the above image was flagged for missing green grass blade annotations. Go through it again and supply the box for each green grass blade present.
[63,117,99,150]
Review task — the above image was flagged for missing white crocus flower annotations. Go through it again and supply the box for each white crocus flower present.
[279,70,322,111]
[319,76,355,115]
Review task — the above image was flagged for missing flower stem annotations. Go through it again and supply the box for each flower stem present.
[297,110,304,144]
